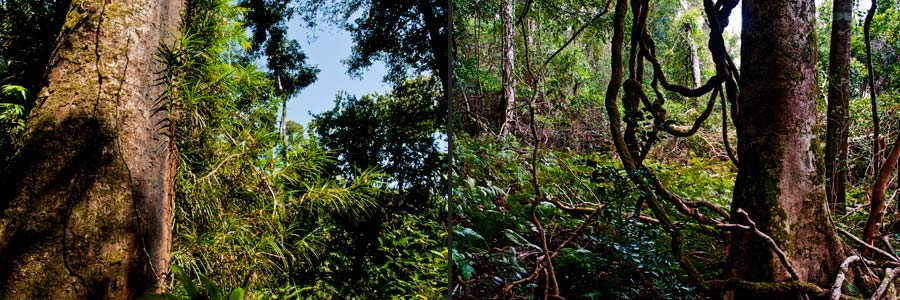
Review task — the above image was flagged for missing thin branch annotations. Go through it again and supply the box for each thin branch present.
[837,227,900,262]
[882,236,899,261]
[714,211,799,282]
[197,152,244,183]
[659,85,719,138]
[647,170,730,224]
[864,0,880,175]
[832,255,863,300]
[246,158,279,217]
[720,85,739,166]
[521,10,561,297]
[863,133,900,247]
[870,267,900,300]
[540,0,613,70]
[491,206,602,299]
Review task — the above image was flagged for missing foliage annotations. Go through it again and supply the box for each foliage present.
[452,0,617,142]
[0,83,25,167]
[297,0,449,89]
[452,134,707,299]
[0,0,67,106]
[312,76,445,207]
[451,0,900,298]
[161,0,446,299]
[139,266,246,300]
[304,76,447,299]
[0,0,445,298]
[0,1,67,167]
[240,0,319,97]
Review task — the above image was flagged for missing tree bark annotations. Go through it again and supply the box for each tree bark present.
[498,0,515,136]
[863,134,900,247]
[0,0,182,298]
[684,22,701,88]
[727,0,844,299]
[417,0,449,93]
[825,0,853,215]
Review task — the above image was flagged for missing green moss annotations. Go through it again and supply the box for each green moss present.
[809,124,826,185]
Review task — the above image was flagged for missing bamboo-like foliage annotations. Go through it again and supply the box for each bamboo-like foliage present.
[158,0,391,297]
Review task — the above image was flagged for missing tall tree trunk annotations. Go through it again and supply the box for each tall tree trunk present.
[684,22,701,88]
[498,0,515,136]
[417,0,449,93]
[825,0,853,215]
[727,0,844,299]
[0,0,182,298]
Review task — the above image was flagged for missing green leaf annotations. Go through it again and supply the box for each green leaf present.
[170,265,199,299]
[503,229,541,251]
[229,287,245,300]
[199,273,222,300]
[0,84,26,101]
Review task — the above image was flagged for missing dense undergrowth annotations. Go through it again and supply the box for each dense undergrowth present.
[452,134,736,299]
[450,0,900,298]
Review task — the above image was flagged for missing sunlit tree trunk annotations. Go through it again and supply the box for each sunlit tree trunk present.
[684,22,701,88]
[825,0,852,215]
[727,0,844,298]
[0,0,182,298]
[498,0,515,136]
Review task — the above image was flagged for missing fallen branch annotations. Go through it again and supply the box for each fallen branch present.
[871,267,900,300]
[832,255,863,300]
[837,227,900,262]
[883,236,900,261]
[704,278,863,300]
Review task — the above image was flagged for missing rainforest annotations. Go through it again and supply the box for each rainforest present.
[3,0,900,299]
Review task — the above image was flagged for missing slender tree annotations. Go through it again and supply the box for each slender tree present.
[825,0,853,215]
[684,22,701,88]
[498,0,515,135]
[727,0,844,298]
[0,0,182,298]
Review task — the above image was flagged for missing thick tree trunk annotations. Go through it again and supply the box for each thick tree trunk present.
[727,0,844,299]
[498,0,515,136]
[0,0,182,298]
[825,0,852,215]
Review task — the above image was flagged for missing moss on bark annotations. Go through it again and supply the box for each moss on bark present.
[727,0,845,299]
[0,0,182,298]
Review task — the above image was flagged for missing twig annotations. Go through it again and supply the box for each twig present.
[882,236,899,261]
[519,9,562,297]
[870,267,900,300]
[647,171,730,225]
[734,209,800,281]
[492,202,602,299]
[541,0,613,70]
[832,255,863,300]
[197,152,244,183]
[246,158,279,217]
[837,227,900,262]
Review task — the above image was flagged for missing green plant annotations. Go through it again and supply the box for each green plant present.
[139,266,246,300]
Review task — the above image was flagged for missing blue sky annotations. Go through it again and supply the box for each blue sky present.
[284,18,391,125]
